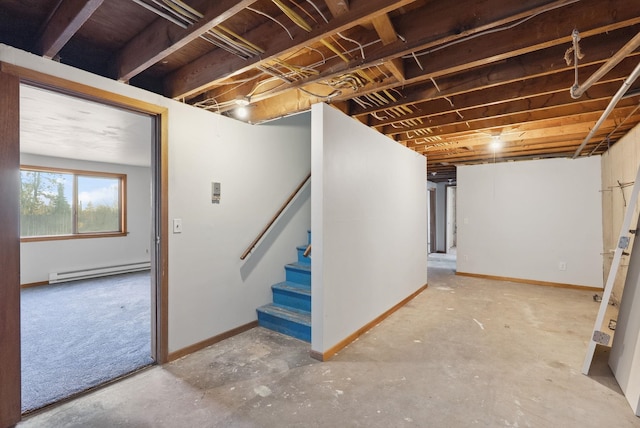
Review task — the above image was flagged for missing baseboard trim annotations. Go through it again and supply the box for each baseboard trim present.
[310,283,428,362]
[20,281,49,289]
[167,320,259,362]
[455,271,602,292]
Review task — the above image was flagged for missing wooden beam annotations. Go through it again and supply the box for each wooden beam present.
[235,0,640,123]
[392,96,640,141]
[241,0,578,109]
[325,0,349,17]
[350,25,640,117]
[38,0,104,59]
[165,0,416,99]
[399,0,640,82]
[371,13,404,82]
[385,58,405,83]
[423,137,629,163]
[283,0,594,98]
[117,0,257,82]
[411,114,636,155]
[373,59,639,128]
[0,69,21,428]
[409,106,640,148]
[371,13,397,44]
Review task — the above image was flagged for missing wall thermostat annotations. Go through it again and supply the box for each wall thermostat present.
[212,182,221,204]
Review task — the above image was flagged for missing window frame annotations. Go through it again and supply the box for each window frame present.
[20,165,127,242]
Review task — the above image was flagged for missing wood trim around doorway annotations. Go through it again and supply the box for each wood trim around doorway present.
[0,62,170,423]
[0,70,22,428]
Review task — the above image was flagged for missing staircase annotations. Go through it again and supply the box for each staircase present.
[256,231,311,342]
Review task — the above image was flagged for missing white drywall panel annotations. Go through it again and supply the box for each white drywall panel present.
[600,123,640,303]
[19,154,151,284]
[457,157,603,287]
[311,103,428,354]
[607,123,640,415]
[1,45,311,354]
[610,212,640,416]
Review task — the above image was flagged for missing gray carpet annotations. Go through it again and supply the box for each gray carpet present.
[21,271,154,413]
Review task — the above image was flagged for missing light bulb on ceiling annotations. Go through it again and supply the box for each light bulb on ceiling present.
[490,138,502,151]
[235,105,248,119]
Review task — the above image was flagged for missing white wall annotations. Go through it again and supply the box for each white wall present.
[311,103,428,354]
[19,154,151,284]
[1,45,311,354]
[457,157,603,288]
[167,108,311,352]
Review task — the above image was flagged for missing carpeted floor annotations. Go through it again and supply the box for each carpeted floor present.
[20,271,155,413]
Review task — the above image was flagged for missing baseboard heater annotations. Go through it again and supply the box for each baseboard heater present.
[48,261,151,284]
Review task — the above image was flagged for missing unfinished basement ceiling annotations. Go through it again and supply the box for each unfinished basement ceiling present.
[2,0,640,182]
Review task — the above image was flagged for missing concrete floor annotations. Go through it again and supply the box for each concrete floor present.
[19,263,640,427]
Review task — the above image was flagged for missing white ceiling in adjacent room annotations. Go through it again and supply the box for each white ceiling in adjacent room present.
[20,84,153,167]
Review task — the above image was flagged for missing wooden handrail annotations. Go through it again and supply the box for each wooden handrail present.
[240,172,311,260]
[303,244,311,258]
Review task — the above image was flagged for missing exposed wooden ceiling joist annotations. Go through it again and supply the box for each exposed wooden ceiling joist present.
[38,0,104,59]
[324,0,349,18]
[165,0,415,99]
[2,0,639,182]
[117,0,258,82]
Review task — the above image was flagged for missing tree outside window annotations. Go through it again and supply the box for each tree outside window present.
[20,166,125,240]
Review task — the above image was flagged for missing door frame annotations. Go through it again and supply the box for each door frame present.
[0,63,169,424]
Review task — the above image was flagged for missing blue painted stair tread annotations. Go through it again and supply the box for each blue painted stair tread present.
[257,304,311,342]
[285,262,311,286]
[296,245,311,265]
[257,235,312,342]
[272,281,311,312]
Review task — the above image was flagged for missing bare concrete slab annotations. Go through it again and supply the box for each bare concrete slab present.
[19,266,640,427]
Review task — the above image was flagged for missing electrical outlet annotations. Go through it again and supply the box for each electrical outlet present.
[173,218,182,234]
[558,261,566,271]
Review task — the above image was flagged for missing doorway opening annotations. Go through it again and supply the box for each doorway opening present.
[17,81,164,413]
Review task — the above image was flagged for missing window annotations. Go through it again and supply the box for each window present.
[20,166,126,241]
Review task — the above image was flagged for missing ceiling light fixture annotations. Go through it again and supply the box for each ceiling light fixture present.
[235,95,250,106]
[490,137,502,163]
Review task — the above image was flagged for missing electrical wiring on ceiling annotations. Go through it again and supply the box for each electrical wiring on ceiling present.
[130,0,266,60]
[298,87,342,100]
[247,6,294,40]
[159,0,384,113]
[272,0,312,31]
[419,140,453,151]
[402,0,581,68]
[390,118,423,128]
[290,0,319,24]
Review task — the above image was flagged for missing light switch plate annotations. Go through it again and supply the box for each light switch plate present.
[173,218,182,233]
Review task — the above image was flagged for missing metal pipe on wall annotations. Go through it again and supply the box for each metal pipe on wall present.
[571,32,640,99]
[573,60,640,159]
